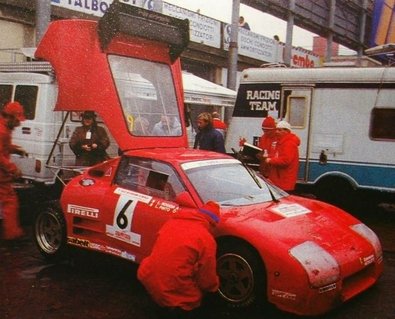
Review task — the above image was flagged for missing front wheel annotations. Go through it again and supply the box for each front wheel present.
[216,244,266,308]
[33,201,67,262]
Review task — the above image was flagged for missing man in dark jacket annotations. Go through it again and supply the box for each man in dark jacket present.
[0,102,26,240]
[137,201,220,319]
[193,112,225,153]
[69,111,110,166]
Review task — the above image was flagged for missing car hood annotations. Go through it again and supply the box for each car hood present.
[218,196,378,263]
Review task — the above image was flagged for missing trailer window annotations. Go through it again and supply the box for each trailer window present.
[288,96,306,128]
[0,85,13,109]
[370,108,395,140]
[14,85,38,120]
[109,55,181,137]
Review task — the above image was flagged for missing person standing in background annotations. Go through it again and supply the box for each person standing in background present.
[263,120,300,193]
[239,16,250,30]
[194,112,225,153]
[256,116,277,177]
[0,102,27,240]
[211,111,227,137]
[69,111,110,166]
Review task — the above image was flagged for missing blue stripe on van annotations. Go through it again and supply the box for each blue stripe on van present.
[298,160,395,190]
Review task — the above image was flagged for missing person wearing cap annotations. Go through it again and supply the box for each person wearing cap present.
[69,111,110,166]
[264,120,300,192]
[137,201,220,318]
[256,116,278,177]
[0,101,27,240]
[193,112,225,153]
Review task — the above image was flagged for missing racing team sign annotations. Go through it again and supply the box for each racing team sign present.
[233,83,281,118]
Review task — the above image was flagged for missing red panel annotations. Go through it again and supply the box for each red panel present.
[35,19,188,150]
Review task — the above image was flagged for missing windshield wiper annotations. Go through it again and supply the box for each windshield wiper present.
[232,148,280,203]
[232,148,262,188]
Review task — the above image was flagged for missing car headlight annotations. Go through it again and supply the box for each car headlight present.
[290,241,340,288]
[350,223,383,262]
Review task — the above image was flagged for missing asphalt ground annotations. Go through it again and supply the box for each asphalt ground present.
[0,201,394,319]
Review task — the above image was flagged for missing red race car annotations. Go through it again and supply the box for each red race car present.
[32,3,383,316]
[34,148,383,316]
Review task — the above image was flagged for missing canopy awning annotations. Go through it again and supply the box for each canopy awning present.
[182,72,236,108]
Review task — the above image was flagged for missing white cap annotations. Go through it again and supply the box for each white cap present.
[276,120,291,131]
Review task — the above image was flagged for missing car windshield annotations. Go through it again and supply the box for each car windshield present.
[109,55,181,137]
[182,159,287,205]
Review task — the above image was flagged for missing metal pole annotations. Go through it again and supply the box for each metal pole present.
[227,0,239,91]
[284,0,295,66]
[358,0,368,59]
[35,0,51,45]
[326,0,336,62]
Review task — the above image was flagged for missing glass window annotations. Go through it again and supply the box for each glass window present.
[115,157,185,201]
[288,96,306,128]
[182,159,286,205]
[0,85,13,109]
[14,85,38,120]
[109,55,181,137]
[370,108,395,140]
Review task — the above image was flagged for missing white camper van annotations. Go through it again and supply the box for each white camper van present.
[226,66,395,207]
[0,61,236,191]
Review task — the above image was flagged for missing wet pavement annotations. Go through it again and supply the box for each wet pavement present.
[1,204,395,319]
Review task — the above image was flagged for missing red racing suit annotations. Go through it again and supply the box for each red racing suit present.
[137,210,219,311]
[258,134,277,177]
[267,132,300,191]
[0,118,24,239]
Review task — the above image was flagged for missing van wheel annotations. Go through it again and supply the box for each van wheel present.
[33,201,68,262]
[316,176,356,210]
[217,244,266,308]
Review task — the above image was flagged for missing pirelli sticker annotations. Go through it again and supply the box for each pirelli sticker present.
[67,204,99,219]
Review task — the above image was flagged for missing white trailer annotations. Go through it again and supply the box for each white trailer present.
[226,66,395,207]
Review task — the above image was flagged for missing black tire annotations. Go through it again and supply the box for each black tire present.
[315,176,356,211]
[33,200,68,262]
[217,244,266,308]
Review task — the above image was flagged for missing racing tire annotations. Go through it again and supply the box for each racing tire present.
[216,244,266,309]
[33,200,68,263]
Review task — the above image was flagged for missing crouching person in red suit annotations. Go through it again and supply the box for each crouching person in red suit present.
[137,201,221,319]
[0,102,27,240]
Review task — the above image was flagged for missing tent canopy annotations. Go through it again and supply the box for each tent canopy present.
[182,71,236,107]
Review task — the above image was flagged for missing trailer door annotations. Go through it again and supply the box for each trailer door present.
[281,87,313,182]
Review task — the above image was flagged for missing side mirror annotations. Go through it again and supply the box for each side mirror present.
[175,191,196,208]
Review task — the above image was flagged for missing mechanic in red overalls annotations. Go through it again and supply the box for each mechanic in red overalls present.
[137,201,220,319]
[256,116,278,177]
[264,120,301,193]
[0,102,27,240]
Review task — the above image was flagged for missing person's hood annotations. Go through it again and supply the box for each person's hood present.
[279,132,301,146]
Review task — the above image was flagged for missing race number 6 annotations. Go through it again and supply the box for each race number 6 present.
[114,196,138,231]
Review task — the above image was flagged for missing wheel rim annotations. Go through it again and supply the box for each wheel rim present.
[217,253,255,303]
[35,212,63,254]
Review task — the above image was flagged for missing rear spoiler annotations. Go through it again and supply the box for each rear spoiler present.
[98,1,190,62]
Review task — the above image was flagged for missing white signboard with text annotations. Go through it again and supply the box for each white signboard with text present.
[162,3,221,48]
[223,24,279,63]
